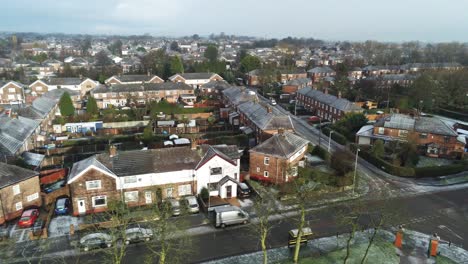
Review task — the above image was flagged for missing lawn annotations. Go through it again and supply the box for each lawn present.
[150,101,213,115]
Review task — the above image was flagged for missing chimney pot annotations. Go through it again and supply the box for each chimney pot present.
[109,145,117,157]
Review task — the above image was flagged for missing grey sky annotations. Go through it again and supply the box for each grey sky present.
[1,0,467,42]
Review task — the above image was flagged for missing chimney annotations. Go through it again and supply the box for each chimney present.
[324,88,328,95]
[147,71,151,77]
[109,145,117,157]
[191,138,198,150]
[278,128,285,136]
[338,91,342,98]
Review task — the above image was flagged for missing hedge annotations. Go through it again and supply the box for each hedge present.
[414,163,467,178]
[310,145,330,161]
[321,127,347,145]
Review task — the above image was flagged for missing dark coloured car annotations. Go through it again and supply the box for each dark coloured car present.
[32,218,45,236]
[124,226,153,245]
[43,180,66,194]
[55,197,70,215]
[80,233,113,252]
[237,182,251,198]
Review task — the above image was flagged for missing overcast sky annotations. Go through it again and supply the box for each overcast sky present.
[1,0,467,42]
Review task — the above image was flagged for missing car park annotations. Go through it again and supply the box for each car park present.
[182,196,199,214]
[124,225,153,245]
[55,197,71,215]
[80,233,113,252]
[32,218,45,236]
[18,209,39,228]
[237,182,251,198]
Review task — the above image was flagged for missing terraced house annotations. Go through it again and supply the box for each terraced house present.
[104,74,163,85]
[91,82,194,108]
[169,72,224,89]
[297,87,363,123]
[67,145,241,216]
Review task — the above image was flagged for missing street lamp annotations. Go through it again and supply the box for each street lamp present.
[353,148,360,195]
[328,131,334,153]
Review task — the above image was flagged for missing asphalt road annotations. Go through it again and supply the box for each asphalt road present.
[43,186,468,264]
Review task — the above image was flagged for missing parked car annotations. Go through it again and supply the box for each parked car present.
[182,196,199,214]
[167,199,181,216]
[237,182,251,198]
[270,99,277,105]
[124,226,153,245]
[0,225,9,240]
[80,233,113,252]
[18,209,40,228]
[55,197,71,215]
[32,218,45,236]
[214,206,249,228]
[43,179,66,194]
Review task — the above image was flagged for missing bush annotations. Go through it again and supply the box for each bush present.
[321,126,347,145]
[414,163,466,178]
[200,187,209,201]
[310,145,330,161]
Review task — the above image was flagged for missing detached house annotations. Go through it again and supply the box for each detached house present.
[282,78,312,94]
[249,131,308,184]
[0,81,25,104]
[105,74,163,85]
[169,73,223,89]
[307,66,336,84]
[0,163,41,224]
[45,77,99,96]
[67,145,241,216]
[356,114,465,159]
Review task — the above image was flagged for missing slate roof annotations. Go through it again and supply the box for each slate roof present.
[297,87,362,112]
[22,151,45,167]
[250,131,309,159]
[307,66,335,74]
[46,78,83,86]
[68,145,240,181]
[0,116,40,155]
[237,101,294,131]
[285,78,310,86]
[0,162,38,189]
[201,80,231,90]
[415,116,458,136]
[144,82,193,91]
[376,114,415,130]
[16,96,57,120]
[42,88,80,100]
[170,72,219,80]
[92,82,193,94]
[0,81,24,89]
[222,86,257,106]
[110,75,161,83]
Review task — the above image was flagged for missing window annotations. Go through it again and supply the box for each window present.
[264,157,270,165]
[444,136,450,143]
[36,86,42,91]
[12,184,20,195]
[208,182,218,191]
[419,133,428,139]
[210,167,222,175]
[8,94,15,100]
[264,171,269,177]
[166,188,173,198]
[92,196,107,207]
[124,176,137,184]
[27,192,39,202]
[8,88,15,93]
[378,127,385,135]
[178,184,192,196]
[15,202,22,211]
[86,180,101,190]
[256,167,260,173]
[398,130,408,138]
[124,191,139,203]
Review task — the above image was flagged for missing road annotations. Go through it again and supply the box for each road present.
[40,186,468,264]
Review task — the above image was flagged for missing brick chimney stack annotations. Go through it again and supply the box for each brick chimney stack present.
[109,145,117,157]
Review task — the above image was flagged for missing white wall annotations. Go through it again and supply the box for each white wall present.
[219,180,238,198]
[195,155,240,194]
[117,170,195,190]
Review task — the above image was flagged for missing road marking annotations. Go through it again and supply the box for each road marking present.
[438,225,464,240]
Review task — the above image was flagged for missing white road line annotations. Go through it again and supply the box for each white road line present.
[438,225,464,240]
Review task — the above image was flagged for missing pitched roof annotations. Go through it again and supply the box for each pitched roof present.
[307,66,335,74]
[415,116,458,136]
[0,163,38,189]
[0,116,40,155]
[108,75,162,83]
[250,132,308,159]
[170,72,220,81]
[42,88,80,100]
[237,101,294,131]
[222,86,257,106]
[46,77,84,86]
[297,87,362,112]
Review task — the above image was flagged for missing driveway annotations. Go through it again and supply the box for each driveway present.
[48,216,83,237]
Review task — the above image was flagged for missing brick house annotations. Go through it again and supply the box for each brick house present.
[279,69,308,84]
[168,73,223,89]
[356,114,465,159]
[0,81,25,104]
[105,74,163,85]
[29,80,50,97]
[0,116,40,160]
[67,145,241,216]
[307,66,336,84]
[91,82,194,108]
[0,163,41,224]
[45,77,99,96]
[249,131,308,184]
[297,87,363,123]
[282,78,312,94]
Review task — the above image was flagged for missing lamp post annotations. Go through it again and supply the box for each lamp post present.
[353,148,360,195]
[328,130,334,153]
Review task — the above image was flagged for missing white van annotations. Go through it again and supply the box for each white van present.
[214,206,249,228]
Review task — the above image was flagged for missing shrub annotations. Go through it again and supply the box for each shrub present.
[310,145,330,161]
[414,164,466,178]
[200,187,209,201]
[321,126,347,145]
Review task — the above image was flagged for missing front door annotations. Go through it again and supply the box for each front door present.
[77,199,86,215]
[145,191,152,204]
[226,186,232,198]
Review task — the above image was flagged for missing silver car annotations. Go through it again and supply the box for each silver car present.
[124,227,153,245]
[167,199,181,216]
[80,233,113,252]
[183,196,199,214]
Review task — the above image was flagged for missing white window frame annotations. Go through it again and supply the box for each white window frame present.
[86,180,102,190]
[15,202,23,211]
[8,88,16,93]
[124,191,139,203]
[27,192,39,202]
[166,187,173,198]
[178,184,192,196]
[12,184,20,195]
[264,171,269,177]
[378,127,385,135]
[210,167,222,175]
[124,176,137,184]
[264,157,270,165]
[92,196,107,207]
